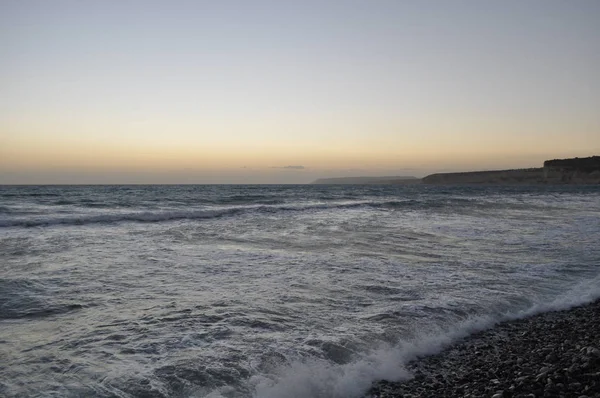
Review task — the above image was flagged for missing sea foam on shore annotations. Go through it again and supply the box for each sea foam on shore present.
[370,299,600,397]
[251,276,600,398]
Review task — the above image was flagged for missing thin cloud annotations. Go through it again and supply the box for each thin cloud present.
[270,165,306,170]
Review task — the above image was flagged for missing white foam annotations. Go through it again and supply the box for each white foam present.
[248,273,600,398]
[517,273,600,317]
[0,200,384,228]
[0,209,232,228]
[251,349,410,398]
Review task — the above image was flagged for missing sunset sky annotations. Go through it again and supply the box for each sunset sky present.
[1,0,599,184]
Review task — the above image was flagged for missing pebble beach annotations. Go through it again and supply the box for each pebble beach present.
[370,300,600,398]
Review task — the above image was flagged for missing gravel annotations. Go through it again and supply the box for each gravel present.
[369,300,600,398]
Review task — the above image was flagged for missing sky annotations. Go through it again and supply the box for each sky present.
[1,0,599,184]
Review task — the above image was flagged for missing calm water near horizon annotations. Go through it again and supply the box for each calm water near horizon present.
[1,184,600,398]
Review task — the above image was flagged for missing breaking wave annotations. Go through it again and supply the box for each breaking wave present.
[0,197,549,229]
[0,208,239,228]
[0,200,436,228]
[246,274,600,398]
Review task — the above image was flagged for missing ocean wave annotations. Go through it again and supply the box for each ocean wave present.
[0,200,425,228]
[0,303,86,320]
[0,192,61,197]
[246,274,600,398]
[0,278,88,320]
[0,196,557,229]
[0,208,242,228]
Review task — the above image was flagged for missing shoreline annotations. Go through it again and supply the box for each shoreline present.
[369,300,600,397]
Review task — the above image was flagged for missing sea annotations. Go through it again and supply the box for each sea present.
[1,184,599,398]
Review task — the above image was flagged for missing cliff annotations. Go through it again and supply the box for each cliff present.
[544,156,600,170]
[423,156,600,185]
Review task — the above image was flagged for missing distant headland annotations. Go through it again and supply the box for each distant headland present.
[311,156,600,185]
[311,176,420,185]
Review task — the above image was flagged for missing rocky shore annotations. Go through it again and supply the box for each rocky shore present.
[370,300,600,398]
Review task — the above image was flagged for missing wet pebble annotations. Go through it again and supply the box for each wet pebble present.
[369,300,600,398]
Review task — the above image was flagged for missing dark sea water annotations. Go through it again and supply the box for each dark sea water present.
[1,184,599,398]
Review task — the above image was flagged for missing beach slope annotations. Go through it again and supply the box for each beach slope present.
[370,300,600,397]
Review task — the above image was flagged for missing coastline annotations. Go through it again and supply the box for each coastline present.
[309,156,600,185]
[370,299,600,397]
